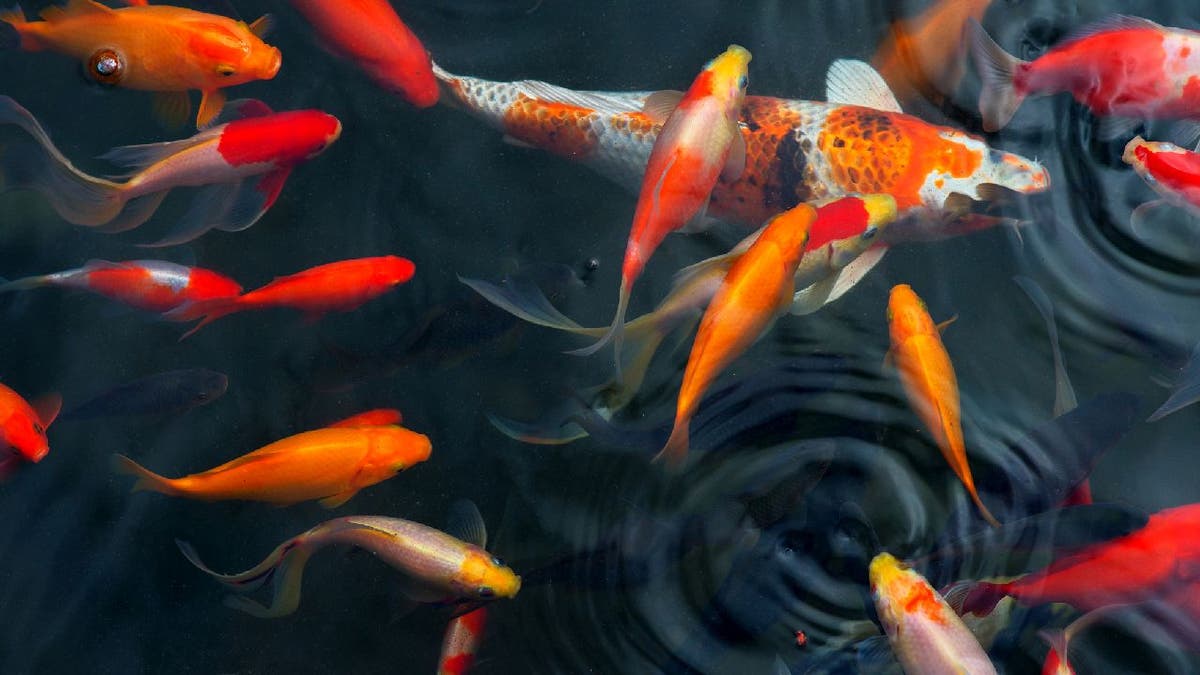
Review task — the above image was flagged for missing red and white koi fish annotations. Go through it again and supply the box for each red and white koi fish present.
[170,256,416,338]
[1123,135,1200,230]
[574,44,750,369]
[0,259,241,315]
[0,97,341,246]
[870,552,998,674]
[970,15,1200,137]
[433,58,1047,309]
[438,500,494,675]
[288,0,438,108]
[0,383,59,479]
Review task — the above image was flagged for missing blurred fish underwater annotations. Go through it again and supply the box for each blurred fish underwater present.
[2,0,1200,674]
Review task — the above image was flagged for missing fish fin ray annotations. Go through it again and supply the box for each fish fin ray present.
[196,89,227,129]
[136,183,233,247]
[213,167,290,232]
[446,499,487,547]
[98,133,219,170]
[1059,14,1163,48]
[318,490,357,509]
[1097,115,1142,141]
[32,392,61,427]
[641,90,685,124]
[458,275,594,334]
[967,19,1027,131]
[248,14,274,38]
[513,80,643,117]
[93,192,169,233]
[824,59,903,113]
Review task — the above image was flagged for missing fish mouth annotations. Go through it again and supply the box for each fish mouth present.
[261,47,282,79]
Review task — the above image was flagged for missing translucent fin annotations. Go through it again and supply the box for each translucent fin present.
[137,183,233,247]
[967,19,1028,132]
[247,14,274,38]
[641,90,685,124]
[1059,14,1162,46]
[514,80,641,117]
[93,191,169,234]
[196,89,227,129]
[32,392,60,427]
[110,454,178,495]
[824,59,903,112]
[1014,275,1077,416]
[1129,199,1167,238]
[213,167,290,232]
[566,284,630,379]
[318,490,357,509]
[1168,120,1200,151]
[446,499,487,548]
[458,275,595,334]
[1096,115,1142,141]
[1148,340,1200,421]
[486,410,589,445]
[98,131,220,170]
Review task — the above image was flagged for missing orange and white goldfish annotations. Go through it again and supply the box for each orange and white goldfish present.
[434,58,1047,309]
[112,410,429,507]
[870,552,998,674]
[574,44,750,370]
[872,0,994,106]
[0,383,60,478]
[1123,135,1200,231]
[177,504,519,618]
[887,284,998,527]
[1,0,280,128]
[437,500,494,675]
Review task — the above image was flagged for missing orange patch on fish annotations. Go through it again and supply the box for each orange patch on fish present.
[902,580,950,625]
[503,95,599,158]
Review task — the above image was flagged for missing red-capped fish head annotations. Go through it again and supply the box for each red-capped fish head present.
[887,284,937,343]
[2,410,49,463]
[217,111,342,167]
[186,268,243,301]
[699,45,752,109]
[373,256,417,288]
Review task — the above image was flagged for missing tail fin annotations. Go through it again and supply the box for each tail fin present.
[177,537,315,618]
[0,96,126,225]
[567,283,630,379]
[459,274,600,336]
[958,581,1008,617]
[164,297,243,339]
[111,454,179,496]
[0,274,50,294]
[654,418,690,468]
[967,19,1027,132]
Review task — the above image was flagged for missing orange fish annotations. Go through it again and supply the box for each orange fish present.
[0,384,60,478]
[871,0,994,106]
[112,412,430,507]
[887,284,998,527]
[1,0,280,127]
[658,202,818,465]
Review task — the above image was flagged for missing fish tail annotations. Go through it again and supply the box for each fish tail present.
[165,298,243,339]
[957,580,1009,617]
[654,417,690,468]
[967,19,1027,132]
[458,274,601,336]
[176,536,315,619]
[0,96,126,225]
[110,454,181,496]
[0,6,25,50]
[0,274,49,294]
[968,486,1001,528]
[567,282,631,378]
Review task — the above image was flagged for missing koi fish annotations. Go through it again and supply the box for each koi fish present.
[869,552,998,674]
[1122,135,1200,233]
[969,15,1200,137]
[0,259,242,314]
[0,0,280,128]
[574,44,750,370]
[61,368,227,420]
[658,202,818,465]
[872,0,994,106]
[177,505,519,618]
[169,256,416,337]
[0,384,60,478]
[112,413,430,507]
[438,500,493,675]
[433,58,1048,307]
[887,284,999,527]
[0,97,341,246]
[288,0,438,108]
[327,407,403,428]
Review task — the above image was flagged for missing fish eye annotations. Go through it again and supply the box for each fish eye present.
[477,586,496,599]
[490,555,505,567]
[861,227,878,240]
[216,65,237,77]
[32,422,44,435]
[87,49,124,85]
[738,75,748,89]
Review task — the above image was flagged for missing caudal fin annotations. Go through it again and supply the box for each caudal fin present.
[967,19,1028,132]
[177,536,315,618]
[0,274,50,294]
[111,454,179,496]
[654,418,690,468]
[459,274,599,336]
[567,283,631,378]
[0,96,126,225]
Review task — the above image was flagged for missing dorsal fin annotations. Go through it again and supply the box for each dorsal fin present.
[1058,15,1162,47]
[446,499,487,547]
[247,14,274,38]
[825,59,902,113]
[513,79,643,117]
[98,129,221,170]
[42,0,112,22]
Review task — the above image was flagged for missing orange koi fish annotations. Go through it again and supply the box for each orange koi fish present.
[112,411,430,507]
[872,0,994,106]
[289,0,438,108]
[657,200,831,465]
[870,553,998,674]
[575,44,750,370]
[178,502,519,618]
[888,284,998,527]
[170,256,416,337]
[0,384,60,478]
[434,58,1047,310]
[0,0,280,127]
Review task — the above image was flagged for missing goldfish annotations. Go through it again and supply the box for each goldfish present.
[169,256,416,338]
[177,505,519,618]
[327,408,403,428]
[969,16,1200,137]
[888,284,999,528]
[288,0,438,108]
[0,383,60,478]
[872,0,994,106]
[0,97,341,246]
[658,202,817,465]
[0,0,280,128]
[1123,135,1200,230]
[0,259,241,315]
[438,500,494,675]
[869,553,998,674]
[574,44,750,371]
[61,368,227,420]
[112,410,429,507]
[433,58,1047,307]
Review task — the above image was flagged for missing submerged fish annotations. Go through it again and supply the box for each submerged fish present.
[870,552,998,674]
[434,58,1048,306]
[113,415,431,507]
[575,44,750,369]
[1,0,280,127]
[0,383,59,478]
[0,259,242,315]
[0,97,341,246]
[1123,135,1200,233]
[438,500,493,675]
[62,368,227,420]
[872,0,994,106]
[1039,607,1123,675]
[288,0,438,107]
[177,508,519,618]
[969,15,1200,136]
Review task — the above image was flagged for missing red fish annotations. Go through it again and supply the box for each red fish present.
[171,256,416,337]
[0,259,241,315]
[1123,135,1200,230]
[0,383,60,478]
[0,97,341,246]
[438,607,488,675]
[288,0,438,108]
[969,15,1200,136]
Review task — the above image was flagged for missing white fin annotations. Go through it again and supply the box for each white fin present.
[642,90,685,124]
[446,499,488,547]
[1168,120,1200,150]
[99,130,221,169]
[789,273,838,315]
[827,246,887,304]
[1097,115,1142,141]
[515,79,643,117]
[824,59,902,113]
[1129,199,1167,237]
[722,131,747,181]
[1060,14,1163,45]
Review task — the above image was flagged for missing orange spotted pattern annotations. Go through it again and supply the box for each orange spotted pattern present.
[502,96,600,159]
[900,577,950,625]
[609,111,659,145]
[817,106,982,210]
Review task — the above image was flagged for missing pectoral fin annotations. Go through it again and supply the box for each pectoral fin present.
[318,489,358,509]
[196,89,227,129]
[936,315,958,333]
[152,91,192,130]
[721,131,746,182]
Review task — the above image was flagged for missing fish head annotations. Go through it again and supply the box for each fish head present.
[869,553,944,634]
[1122,135,1183,179]
[701,44,752,110]
[194,370,230,405]
[454,548,522,601]
[915,126,1049,203]
[886,283,936,343]
[191,20,282,86]
[760,203,817,265]
[362,427,432,481]
[3,410,49,463]
[969,142,1050,197]
[187,268,243,300]
[375,256,417,287]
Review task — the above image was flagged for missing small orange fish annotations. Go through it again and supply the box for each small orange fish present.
[0,384,60,478]
[113,413,430,507]
[658,202,816,466]
[887,284,998,527]
[1,0,280,127]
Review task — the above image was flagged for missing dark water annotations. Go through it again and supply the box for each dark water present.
[1,0,1199,673]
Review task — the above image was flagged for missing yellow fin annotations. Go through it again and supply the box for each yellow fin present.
[152,91,192,130]
[318,489,357,509]
[196,89,227,129]
[43,0,111,21]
